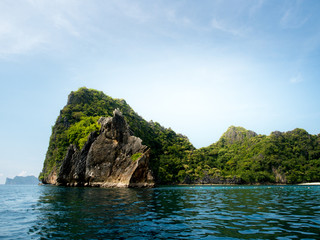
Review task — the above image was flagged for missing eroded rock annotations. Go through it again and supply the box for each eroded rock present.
[56,109,154,188]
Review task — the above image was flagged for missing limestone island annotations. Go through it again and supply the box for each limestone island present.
[39,88,320,187]
[5,176,39,185]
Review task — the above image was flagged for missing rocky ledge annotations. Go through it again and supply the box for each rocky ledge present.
[45,109,154,188]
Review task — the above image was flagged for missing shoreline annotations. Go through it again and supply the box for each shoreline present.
[38,182,320,188]
[298,182,320,185]
[171,182,320,187]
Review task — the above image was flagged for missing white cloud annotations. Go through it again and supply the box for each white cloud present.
[0,173,3,177]
[280,4,308,29]
[52,14,80,37]
[0,31,46,57]
[0,0,157,58]
[112,1,151,23]
[0,5,47,57]
[18,171,28,177]
[249,0,265,17]
[290,74,303,84]
[211,18,246,37]
[164,8,193,28]
[0,0,88,58]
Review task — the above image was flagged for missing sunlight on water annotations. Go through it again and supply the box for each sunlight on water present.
[1,185,320,239]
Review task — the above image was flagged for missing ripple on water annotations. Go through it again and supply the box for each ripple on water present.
[1,185,320,239]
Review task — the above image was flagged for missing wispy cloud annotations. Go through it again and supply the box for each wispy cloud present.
[0,4,47,57]
[290,73,303,84]
[0,0,158,58]
[211,18,247,37]
[0,0,88,58]
[165,8,193,27]
[111,1,152,23]
[0,27,46,57]
[280,3,309,29]
[18,171,28,176]
[249,0,265,17]
[53,14,80,37]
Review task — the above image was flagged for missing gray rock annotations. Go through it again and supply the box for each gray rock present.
[222,126,257,144]
[56,109,154,188]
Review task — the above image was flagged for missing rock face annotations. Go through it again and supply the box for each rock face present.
[55,109,154,188]
[222,126,257,144]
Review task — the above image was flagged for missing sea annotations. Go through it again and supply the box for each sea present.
[0,185,320,239]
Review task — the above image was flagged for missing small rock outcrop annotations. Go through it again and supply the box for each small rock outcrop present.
[56,109,154,188]
[221,126,257,144]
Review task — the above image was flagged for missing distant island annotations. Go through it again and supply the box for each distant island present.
[5,176,39,185]
[39,87,320,187]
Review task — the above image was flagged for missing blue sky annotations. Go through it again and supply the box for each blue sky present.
[0,0,320,183]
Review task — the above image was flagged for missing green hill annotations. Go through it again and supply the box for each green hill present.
[40,87,320,185]
[184,127,320,184]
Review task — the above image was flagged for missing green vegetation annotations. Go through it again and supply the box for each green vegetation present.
[184,127,320,184]
[68,116,100,149]
[131,152,143,161]
[40,87,320,184]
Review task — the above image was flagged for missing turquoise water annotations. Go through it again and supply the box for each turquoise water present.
[1,185,320,239]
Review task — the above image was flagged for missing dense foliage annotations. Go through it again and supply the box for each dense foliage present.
[40,88,320,184]
[67,116,100,149]
[184,127,320,184]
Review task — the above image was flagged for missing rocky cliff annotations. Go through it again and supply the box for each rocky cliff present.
[44,109,154,187]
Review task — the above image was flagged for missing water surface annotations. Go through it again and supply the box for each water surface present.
[1,185,320,239]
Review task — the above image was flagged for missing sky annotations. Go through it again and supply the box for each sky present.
[0,0,320,184]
